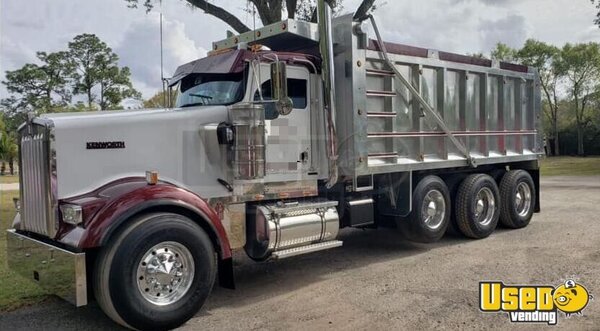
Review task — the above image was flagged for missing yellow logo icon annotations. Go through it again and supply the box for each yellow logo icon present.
[479,279,592,325]
[553,280,591,316]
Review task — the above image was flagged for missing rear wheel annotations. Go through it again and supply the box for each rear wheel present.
[94,213,216,330]
[455,174,500,239]
[444,175,464,236]
[499,170,536,229]
[397,175,451,243]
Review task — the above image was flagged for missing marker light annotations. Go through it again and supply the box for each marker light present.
[146,171,159,185]
[60,204,83,225]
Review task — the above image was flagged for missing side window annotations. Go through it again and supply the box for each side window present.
[254,78,307,120]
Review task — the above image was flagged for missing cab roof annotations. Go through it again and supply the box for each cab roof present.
[169,49,321,86]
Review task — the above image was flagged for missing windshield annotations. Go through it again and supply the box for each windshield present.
[176,72,245,108]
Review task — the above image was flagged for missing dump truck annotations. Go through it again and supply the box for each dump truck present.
[6,1,542,329]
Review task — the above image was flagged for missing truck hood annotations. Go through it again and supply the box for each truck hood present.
[42,107,232,199]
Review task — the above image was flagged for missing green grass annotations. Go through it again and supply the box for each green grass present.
[0,191,49,311]
[0,175,18,184]
[540,156,600,176]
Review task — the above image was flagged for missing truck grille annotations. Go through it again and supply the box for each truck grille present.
[19,122,57,237]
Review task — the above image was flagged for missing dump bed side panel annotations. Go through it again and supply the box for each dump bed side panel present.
[332,15,542,181]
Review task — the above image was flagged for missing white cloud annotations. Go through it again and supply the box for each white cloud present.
[478,14,529,51]
[115,14,208,98]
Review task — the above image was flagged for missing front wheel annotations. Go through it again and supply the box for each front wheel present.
[94,213,216,330]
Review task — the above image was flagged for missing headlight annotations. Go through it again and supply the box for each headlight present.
[60,204,83,225]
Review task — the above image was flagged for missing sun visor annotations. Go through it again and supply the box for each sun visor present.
[169,50,248,86]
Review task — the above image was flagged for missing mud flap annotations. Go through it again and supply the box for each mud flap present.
[218,257,235,289]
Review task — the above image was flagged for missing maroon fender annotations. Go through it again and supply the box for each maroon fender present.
[57,177,232,260]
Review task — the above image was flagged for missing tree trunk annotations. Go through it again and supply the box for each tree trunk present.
[577,125,585,156]
[354,0,376,21]
[0,162,5,176]
[553,118,560,156]
[9,158,14,175]
[87,89,93,110]
[100,82,105,110]
[286,0,298,18]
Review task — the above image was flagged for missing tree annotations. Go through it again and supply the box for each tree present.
[515,39,562,156]
[98,66,142,110]
[468,52,489,59]
[0,131,18,175]
[2,51,73,114]
[0,116,18,176]
[491,42,517,62]
[144,89,178,108]
[124,0,352,34]
[555,42,600,156]
[68,34,140,110]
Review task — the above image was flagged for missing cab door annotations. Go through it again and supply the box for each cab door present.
[254,65,312,181]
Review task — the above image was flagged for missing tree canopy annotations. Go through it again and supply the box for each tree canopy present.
[123,0,363,34]
[490,43,516,62]
[555,42,600,155]
[68,34,141,110]
[490,40,600,156]
[2,51,73,114]
[0,114,18,175]
[516,40,562,155]
[144,89,177,109]
[1,33,140,115]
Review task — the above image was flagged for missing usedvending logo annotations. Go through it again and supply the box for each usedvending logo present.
[480,280,592,325]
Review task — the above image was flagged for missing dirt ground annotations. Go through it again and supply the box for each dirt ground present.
[1,176,599,330]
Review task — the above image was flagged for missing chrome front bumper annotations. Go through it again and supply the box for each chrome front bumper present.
[6,229,87,306]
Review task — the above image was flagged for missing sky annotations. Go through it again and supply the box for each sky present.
[1,0,599,101]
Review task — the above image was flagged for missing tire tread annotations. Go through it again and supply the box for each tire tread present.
[499,170,535,229]
[455,174,500,239]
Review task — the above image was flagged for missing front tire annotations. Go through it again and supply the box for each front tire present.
[94,213,216,330]
[397,175,451,243]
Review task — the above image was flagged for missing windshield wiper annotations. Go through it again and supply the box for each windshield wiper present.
[189,93,213,100]
[180,102,205,108]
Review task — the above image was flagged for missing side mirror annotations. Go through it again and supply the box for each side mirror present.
[270,62,293,115]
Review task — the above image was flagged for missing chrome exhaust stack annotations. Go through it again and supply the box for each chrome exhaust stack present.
[317,0,339,189]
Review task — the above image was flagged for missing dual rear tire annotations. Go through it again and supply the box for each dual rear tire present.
[499,170,536,229]
[454,174,500,239]
[452,170,535,238]
[398,170,535,242]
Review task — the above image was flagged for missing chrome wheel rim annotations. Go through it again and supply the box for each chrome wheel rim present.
[475,187,495,227]
[421,189,446,230]
[515,182,532,217]
[136,241,195,306]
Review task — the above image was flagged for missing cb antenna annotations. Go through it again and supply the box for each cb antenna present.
[160,0,167,107]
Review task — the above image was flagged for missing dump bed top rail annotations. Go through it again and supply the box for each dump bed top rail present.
[367,40,529,74]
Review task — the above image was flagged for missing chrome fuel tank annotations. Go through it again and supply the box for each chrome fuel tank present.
[245,200,339,260]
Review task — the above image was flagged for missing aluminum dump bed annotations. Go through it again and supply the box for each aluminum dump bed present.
[332,15,542,181]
